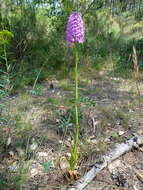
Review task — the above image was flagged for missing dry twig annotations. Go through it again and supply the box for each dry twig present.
[68,135,143,190]
[132,46,141,106]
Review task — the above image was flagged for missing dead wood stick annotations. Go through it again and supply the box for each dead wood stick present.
[68,135,143,190]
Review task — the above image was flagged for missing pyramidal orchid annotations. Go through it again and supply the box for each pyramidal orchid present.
[66,12,84,44]
[66,12,84,176]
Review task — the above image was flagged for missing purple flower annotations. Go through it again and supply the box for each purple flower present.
[66,12,84,44]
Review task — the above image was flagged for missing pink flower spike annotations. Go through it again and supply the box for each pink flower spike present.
[66,12,84,45]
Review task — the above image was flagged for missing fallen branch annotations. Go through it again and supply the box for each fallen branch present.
[68,135,143,190]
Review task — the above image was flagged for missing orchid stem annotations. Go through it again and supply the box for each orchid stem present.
[74,46,79,154]
[69,45,79,171]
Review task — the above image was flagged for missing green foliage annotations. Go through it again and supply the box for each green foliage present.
[11,167,28,190]
[0,75,9,117]
[0,174,7,190]
[0,29,14,159]
[29,85,42,96]
[42,160,54,172]
[58,107,83,136]
[60,187,67,190]
[0,162,28,190]
[0,30,14,45]
[79,96,96,108]
[116,38,143,73]
[47,97,60,105]
[0,0,142,89]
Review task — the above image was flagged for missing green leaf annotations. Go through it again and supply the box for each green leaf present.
[60,187,67,190]
[0,56,6,60]
[0,84,4,87]
[42,160,53,172]
[0,30,14,45]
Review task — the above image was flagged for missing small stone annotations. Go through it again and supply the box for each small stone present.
[137,129,143,135]
[66,152,71,157]
[133,185,139,190]
[37,152,48,157]
[58,140,63,144]
[88,139,97,144]
[30,168,39,177]
[104,138,110,142]
[56,119,60,123]
[118,130,125,136]
[9,151,14,157]
[30,142,38,151]
[36,152,49,162]
[57,91,60,95]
